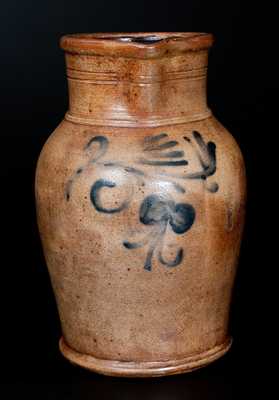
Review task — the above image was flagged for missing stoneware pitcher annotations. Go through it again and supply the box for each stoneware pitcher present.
[35,32,246,377]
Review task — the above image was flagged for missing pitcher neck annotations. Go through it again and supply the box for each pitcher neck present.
[61,33,213,128]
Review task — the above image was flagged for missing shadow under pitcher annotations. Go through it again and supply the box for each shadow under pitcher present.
[35,32,246,377]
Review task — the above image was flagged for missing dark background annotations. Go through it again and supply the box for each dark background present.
[0,0,275,397]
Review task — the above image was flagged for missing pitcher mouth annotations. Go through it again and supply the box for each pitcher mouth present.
[60,32,214,58]
[96,35,166,44]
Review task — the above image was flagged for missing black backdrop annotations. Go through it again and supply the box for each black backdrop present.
[0,0,275,396]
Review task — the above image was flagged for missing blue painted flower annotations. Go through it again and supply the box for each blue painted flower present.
[124,194,195,271]
[140,194,195,234]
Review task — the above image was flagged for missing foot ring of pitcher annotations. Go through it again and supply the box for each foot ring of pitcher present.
[59,336,232,377]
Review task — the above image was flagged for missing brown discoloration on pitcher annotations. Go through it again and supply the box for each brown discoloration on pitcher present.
[35,33,246,377]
